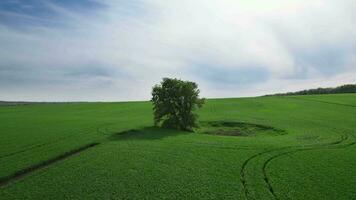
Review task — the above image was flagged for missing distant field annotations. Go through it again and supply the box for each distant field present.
[0,94,356,199]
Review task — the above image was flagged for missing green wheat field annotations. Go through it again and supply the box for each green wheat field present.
[1,93,356,199]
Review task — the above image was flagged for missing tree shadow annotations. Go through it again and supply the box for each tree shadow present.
[108,126,190,141]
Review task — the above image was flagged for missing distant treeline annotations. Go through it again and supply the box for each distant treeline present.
[267,84,356,96]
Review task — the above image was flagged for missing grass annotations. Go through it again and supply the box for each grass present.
[0,94,355,199]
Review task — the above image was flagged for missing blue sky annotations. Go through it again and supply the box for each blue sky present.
[1,0,356,101]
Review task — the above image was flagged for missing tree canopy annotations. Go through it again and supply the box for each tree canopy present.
[151,78,205,131]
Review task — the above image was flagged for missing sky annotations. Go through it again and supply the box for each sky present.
[1,0,356,101]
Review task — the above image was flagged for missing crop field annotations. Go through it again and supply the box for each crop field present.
[0,93,355,199]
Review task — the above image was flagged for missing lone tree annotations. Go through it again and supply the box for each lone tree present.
[151,78,205,131]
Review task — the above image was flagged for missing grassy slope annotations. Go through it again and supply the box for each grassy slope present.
[0,94,355,199]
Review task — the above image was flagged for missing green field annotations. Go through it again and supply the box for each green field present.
[0,94,355,199]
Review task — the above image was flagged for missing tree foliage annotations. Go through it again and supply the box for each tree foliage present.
[151,78,205,131]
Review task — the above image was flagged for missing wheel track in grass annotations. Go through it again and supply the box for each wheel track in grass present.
[0,123,121,186]
[0,142,99,188]
[240,147,292,200]
[0,123,116,187]
[261,133,356,200]
[0,121,119,160]
[0,122,119,165]
[2,122,255,190]
[240,132,352,200]
[0,125,97,160]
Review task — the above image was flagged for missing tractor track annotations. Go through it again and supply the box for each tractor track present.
[0,126,97,160]
[0,123,119,164]
[240,132,352,200]
[0,142,99,188]
[0,124,113,187]
[261,133,356,200]
[240,147,292,199]
[0,121,117,160]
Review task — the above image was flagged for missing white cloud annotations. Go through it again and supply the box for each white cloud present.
[0,0,356,101]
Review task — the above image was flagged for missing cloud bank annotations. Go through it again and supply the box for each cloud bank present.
[1,0,356,101]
